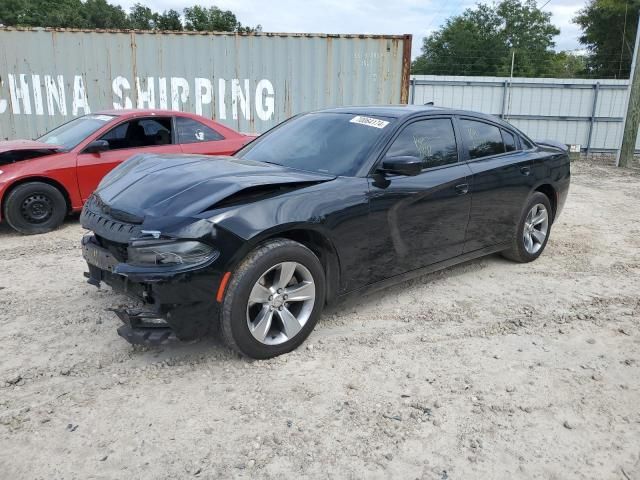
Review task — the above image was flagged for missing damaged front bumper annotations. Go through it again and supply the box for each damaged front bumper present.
[110,308,178,345]
[82,234,223,345]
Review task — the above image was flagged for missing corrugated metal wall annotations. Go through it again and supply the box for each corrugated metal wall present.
[0,28,410,139]
[410,75,633,151]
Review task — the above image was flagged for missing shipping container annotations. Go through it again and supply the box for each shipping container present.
[0,28,411,139]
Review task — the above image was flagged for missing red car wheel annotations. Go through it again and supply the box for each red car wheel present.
[4,182,67,234]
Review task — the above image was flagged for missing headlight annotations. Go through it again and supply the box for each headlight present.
[127,240,218,267]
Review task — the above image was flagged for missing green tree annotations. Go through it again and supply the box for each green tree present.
[0,0,29,26]
[82,0,129,29]
[0,0,257,33]
[129,2,155,29]
[546,51,587,77]
[574,0,640,78]
[412,3,508,76]
[412,0,561,77]
[7,0,87,28]
[183,5,258,32]
[156,9,182,30]
[1,0,126,28]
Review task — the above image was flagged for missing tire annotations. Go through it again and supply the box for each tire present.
[3,182,67,235]
[221,238,326,359]
[502,192,553,263]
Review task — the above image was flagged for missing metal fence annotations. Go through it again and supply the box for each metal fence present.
[410,75,634,152]
[0,28,411,139]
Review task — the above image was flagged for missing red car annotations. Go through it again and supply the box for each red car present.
[0,110,255,234]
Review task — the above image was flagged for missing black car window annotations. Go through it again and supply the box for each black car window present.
[176,117,224,143]
[502,129,518,152]
[460,119,506,159]
[98,117,172,150]
[386,118,458,169]
[101,122,128,141]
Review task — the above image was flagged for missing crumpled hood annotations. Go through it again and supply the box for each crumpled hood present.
[93,154,336,219]
[0,139,62,153]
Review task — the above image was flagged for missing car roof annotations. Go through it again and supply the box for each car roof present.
[315,105,510,126]
[94,109,196,117]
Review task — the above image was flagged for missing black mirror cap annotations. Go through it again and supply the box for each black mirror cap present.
[84,139,110,154]
[381,156,422,176]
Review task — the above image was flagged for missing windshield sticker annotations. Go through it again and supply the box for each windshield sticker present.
[87,115,113,122]
[349,116,389,129]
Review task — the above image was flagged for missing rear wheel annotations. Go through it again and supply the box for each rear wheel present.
[502,192,552,263]
[221,239,325,359]
[4,182,68,235]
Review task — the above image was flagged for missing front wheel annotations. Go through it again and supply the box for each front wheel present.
[220,239,326,359]
[4,182,67,235]
[502,192,552,263]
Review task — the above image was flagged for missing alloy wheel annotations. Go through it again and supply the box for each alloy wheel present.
[246,261,316,345]
[523,203,549,254]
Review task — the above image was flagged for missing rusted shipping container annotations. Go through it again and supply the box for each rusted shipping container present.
[0,28,411,139]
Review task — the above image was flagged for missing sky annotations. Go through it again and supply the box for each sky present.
[114,0,586,59]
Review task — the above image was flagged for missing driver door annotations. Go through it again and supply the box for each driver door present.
[366,117,473,283]
[76,116,181,201]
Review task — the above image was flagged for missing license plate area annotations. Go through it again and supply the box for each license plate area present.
[82,240,120,272]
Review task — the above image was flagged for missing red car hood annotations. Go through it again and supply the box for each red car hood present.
[0,139,63,153]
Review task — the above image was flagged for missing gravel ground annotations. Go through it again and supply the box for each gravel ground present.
[1,161,639,479]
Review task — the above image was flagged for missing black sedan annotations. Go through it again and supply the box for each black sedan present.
[80,106,570,359]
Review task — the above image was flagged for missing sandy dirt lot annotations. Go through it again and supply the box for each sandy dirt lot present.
[0,161,639,479]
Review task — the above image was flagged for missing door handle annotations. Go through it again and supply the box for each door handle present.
[455,183,469,195]
[520,166,531,176]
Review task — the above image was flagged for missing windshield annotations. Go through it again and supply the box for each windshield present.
[38,114,115,150]
[236,112,394,176]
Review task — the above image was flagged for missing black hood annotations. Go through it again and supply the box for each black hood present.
[93,154,336,219]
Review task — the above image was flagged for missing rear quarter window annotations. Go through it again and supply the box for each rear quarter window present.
[502,130,518,152]
[386,118,458,169]
[460,119,505,159]
[176,117,224,143]
[521,136,536,150]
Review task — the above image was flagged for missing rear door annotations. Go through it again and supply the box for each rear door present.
[176,117,241,155]
[76,116,181,200]
[457,117,534,252]
[367,116,473,281]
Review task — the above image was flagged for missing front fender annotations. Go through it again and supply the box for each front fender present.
[204,176,370,295]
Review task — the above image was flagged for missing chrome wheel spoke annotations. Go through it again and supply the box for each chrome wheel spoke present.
[526,209,535,223]
[531,211,547,226]
[284,281,315,302]
[532,229,546,243]
[249,282,271,305]
[524,232,533,252]
[274,262,297,290]
[277,307,302,339]
[251,307,274,342]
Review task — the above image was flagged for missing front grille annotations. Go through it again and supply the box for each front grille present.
[96,235,128,263]
[81,195,142,244]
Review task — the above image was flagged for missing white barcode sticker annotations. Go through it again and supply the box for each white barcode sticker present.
[349,115,389,129]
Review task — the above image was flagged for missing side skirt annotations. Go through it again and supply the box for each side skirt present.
[331,242,510,306]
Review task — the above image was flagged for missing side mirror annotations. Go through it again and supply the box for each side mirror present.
[84,139,110,154]
[380,156,422,176]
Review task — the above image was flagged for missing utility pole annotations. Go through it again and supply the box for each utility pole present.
[617,13,640,167]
